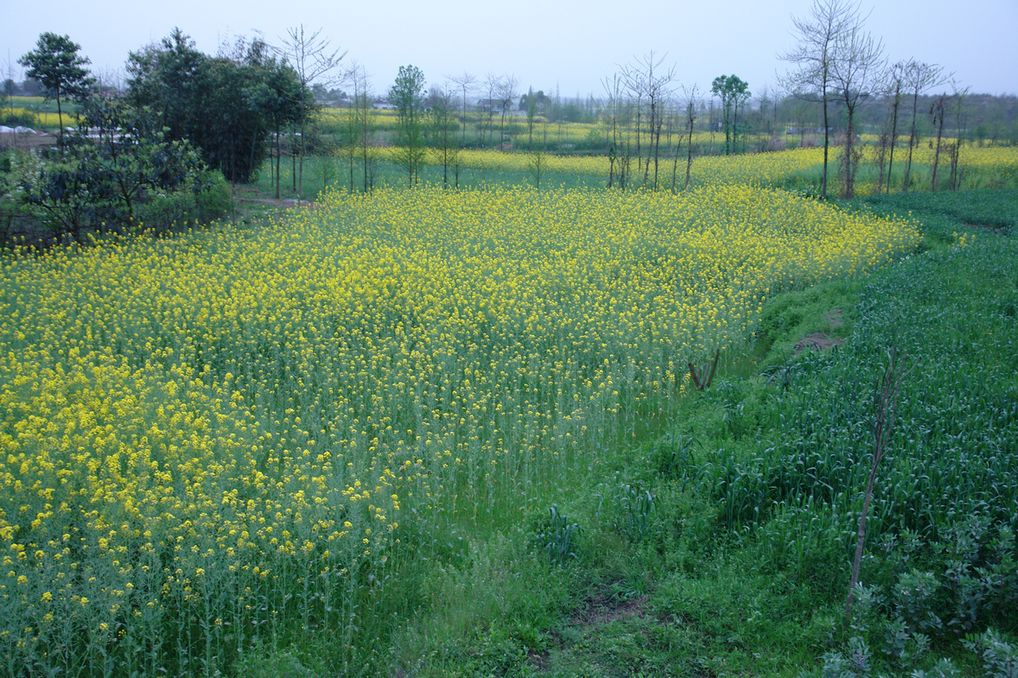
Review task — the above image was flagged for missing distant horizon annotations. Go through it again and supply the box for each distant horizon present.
[3,0,1017,99]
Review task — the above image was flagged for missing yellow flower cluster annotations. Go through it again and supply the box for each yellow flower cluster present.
[2,108,69,128]
[441,144,1018,191]
[0,184,918,672]
[445,147,828,185]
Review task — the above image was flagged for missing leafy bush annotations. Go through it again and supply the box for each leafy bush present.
[195,171,232,221]
[600,482,655,542]
[963,629,1018,677]
[9,95,226,241]
[533,505,581,564]
[133,170,232,231]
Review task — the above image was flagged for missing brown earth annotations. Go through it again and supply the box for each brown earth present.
[794,332,844,353]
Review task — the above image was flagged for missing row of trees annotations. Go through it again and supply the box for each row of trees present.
[126,29,331,194]
[601,54,754,192]
[5,30,306,241]
[16,26,343,198]
[10,15,1004,205]
[588,1,972,198]
[780,0,962,198]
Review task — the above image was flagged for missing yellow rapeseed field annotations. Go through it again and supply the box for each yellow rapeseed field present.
[441,144,1018,190]
[0,185,919,673]
[447,147,827,185]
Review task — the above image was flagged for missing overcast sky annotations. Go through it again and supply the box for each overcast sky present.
[3,0,1017,98]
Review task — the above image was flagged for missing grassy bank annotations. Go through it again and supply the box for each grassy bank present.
[350,190,1018,676]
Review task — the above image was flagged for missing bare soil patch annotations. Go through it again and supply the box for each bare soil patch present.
[964,222,1009,234]
[572,593,649,626]
[794,332,843,353]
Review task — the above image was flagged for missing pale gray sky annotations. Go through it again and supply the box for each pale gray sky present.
[3,0,1017,97]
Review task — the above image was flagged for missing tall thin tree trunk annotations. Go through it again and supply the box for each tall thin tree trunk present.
[275,130,282,200]
[886,85,901,193]
[732,101,739,154]
[55,88,64,149]
[684,105,695,190]
[670,135,680,192]
[821,81,830,198]
[844,105,856,198]
[298,120,305,200]
[931,97,946,191]
[903,90,920,191]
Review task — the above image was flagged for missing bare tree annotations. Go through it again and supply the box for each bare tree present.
[829,20,883,198]
[343,63,373,193]
[448,72,475,146]
[877,61,907,193]
[2,52,16,118]
[93,67,125,94]
[847,349,910,620]
[622,52,675,188]
[929,83,967,192]
[429,84,458,188]
[483,73,501,146]
[528,120,549,189]
[929,92,947,191]
[947,85,968,190]
[902,60,944,191]
[683,86,699,190]
[524,86,538,146]
[781,0,861,198]
[497,74,517,150]
[602,74,623,188]
[281,25,345,200]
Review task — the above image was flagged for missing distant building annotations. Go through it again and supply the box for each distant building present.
[476,98,502,114]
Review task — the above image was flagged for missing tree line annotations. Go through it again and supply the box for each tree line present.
[2,26,344,242]
[5,8,1016,227]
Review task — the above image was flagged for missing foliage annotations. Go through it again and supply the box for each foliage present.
[127,30,312,183]
[963,629,1018,677]
[534,505,581,563]
[388,65,426,185]
[711,74,750,155]
[17,32,94,140]
[11,94,216,240]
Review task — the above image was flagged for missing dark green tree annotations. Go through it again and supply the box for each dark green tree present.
[250,57,304,199]
[16,94,209,241]
[18,32,95,146]
[127,31,296,183]
[389,64,426,186]
[711,74,750,155]
[126,30,209,158]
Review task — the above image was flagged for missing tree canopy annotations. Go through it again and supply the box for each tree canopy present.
[126,29,311,183]
[389,64,426,186]
[711,74,750,154]
[18,32,95,144]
